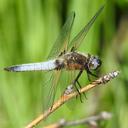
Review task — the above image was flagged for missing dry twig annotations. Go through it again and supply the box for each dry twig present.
[25,71,119,128]
[44,111,112,128]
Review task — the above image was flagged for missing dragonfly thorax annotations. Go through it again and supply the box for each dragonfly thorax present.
[55,52,88,70]
[55,52,101,72]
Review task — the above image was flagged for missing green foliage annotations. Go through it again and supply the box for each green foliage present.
[0,0,128,127]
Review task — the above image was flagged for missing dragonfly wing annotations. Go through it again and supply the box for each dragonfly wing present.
[47,12,75,59]
[60,70,76,95]
[43,70,76,110]
[43,70,62,110]
[68,5,104,51]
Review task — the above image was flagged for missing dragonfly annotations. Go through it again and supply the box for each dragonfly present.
[4,5,104,104]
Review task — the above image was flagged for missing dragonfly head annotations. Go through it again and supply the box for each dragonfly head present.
[87,55,102,70]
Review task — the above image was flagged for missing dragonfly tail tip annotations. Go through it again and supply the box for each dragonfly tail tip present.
[4,67,14,72]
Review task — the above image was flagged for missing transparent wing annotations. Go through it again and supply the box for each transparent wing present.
[68,5,104,51]
[43,70,76,111]
[48,12,75,59]
[43,12,75,109]
[43,70,62,111]
[60,70,77,94]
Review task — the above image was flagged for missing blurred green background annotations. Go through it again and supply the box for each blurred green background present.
[0,0,128,127]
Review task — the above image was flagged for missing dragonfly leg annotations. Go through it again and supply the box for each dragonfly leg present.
[72,70,83,102]
[58,50,66,57]
[87,72,91,81]
[74,82,83,102]
[86,70,98,81]
[70,46,76,52]
[77,80,87,99]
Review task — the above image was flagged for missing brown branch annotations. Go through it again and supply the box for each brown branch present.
[44,111,112,128]
[25,71,120,128]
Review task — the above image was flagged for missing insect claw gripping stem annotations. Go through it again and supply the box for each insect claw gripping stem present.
[77,80,87,99]
[72,70,83,102]
[73,81,83,102]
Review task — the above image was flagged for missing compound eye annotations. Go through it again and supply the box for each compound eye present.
[89,57,101,70]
